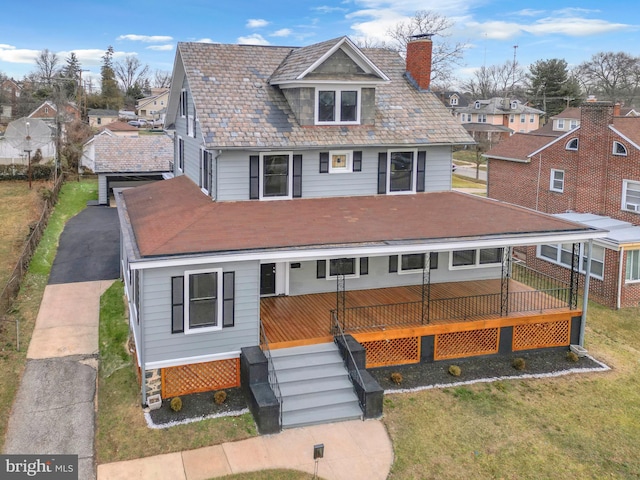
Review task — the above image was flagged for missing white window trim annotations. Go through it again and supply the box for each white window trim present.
[536,244,604,280]
[520,114,526,123]
[386,148,418,195]
[570,120,578,129]
[477,114,487,123]
[613,141,628,156]
[177,136,184,172]
[622,179,640,212]
[626,250,640,283]
[550,169,564,193]
[180,89,187,118]
[397,253,427,275]
[315,87,361,125]
[557,119,565,129]
[184,267,223,334]
[449,248,503,270]
[328,150,353,174]
[326,257,361,280]
[259,151,293,201]
[200,148,212,195]
[566,138,578,151]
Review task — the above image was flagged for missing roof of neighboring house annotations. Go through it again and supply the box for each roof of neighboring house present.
[136,89,170,109]
[529,121,564,137]
[121,175,598,258]
[436,91,469,108]
[611,117,640,147]
[88,109,118,116]
[455,97,544,115]
[463,123,512,133]
[483,132,559,162]
[172,39,473,149]
[554,213,640,246]
[93,134,173,173]
[99,121,138,133]
[550,107,581,120]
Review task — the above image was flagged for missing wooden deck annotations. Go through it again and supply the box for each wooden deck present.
[261,279,576,349]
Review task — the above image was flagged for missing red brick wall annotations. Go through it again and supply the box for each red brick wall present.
[406,38,432,91]
[621,250,640,308]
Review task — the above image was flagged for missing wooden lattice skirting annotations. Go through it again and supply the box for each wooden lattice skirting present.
[161,358,240,398]
[512,320,570,351]
[361,337,420,368]
[434,328,500,360]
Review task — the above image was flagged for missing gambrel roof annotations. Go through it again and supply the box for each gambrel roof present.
[166,39,473,149]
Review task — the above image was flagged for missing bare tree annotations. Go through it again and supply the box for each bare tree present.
[385,10,468,87]
[34,49,60,85]
[153,69,172,88]
[114,55,150,93]
[461,61,526,99]
[576,51,640,104]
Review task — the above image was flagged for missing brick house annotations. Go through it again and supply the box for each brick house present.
[486,102,640,308]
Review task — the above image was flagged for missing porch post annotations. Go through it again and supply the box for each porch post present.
[421,253,431,324]
[569,243,580,310]
[580,240,593,346]
[500,247,511,316]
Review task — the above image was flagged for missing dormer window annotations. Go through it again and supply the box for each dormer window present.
[316,88,359,124]
[557,119,565,129]
[450,96,458,106]
[566,138,578,151]
[511,101,517,110]
[613,141,627,156]
[474,101,481,109]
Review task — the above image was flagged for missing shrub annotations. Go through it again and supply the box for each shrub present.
[390,372,403,385]
[566,351,579,363]
[213,390,227,405]
[170,396,182,412]
[512,358,526,370]
[448,365,461,377]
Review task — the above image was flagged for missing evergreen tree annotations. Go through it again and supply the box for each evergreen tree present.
[100,46,123,110]
[61,52,81,100]
[526,59,580,118]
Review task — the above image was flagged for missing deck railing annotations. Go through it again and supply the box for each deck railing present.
[330,264,571,333]
[259,320,283,426]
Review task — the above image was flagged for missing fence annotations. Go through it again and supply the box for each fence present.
[0,173,64,350]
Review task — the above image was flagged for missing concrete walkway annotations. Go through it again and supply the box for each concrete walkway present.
[3,280,113,480]
[98,419,393,480]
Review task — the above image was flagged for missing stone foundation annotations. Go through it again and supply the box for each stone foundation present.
[145,369,162,398]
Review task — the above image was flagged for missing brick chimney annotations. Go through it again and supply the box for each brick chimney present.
[613,102,621,117]
[406,34,433,91]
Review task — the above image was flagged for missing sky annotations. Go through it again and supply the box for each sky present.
[1,0,638,88]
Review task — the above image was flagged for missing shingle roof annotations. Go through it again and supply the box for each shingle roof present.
[122,175,595,258]
[94,135,173,173]
[100,121,138,133]
[484,132,557,162]
[612,117,640,147]
[551,107,580,120]
[269,37,345,84]
[456,98,544,115]
[177,41,473,149]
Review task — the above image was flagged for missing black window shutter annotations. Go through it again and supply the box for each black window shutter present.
[319,152,329,173]
[317,260,326,279]
[353,151,362,172]
[249,155,259,199]
[293,154,302,198]
[417,151,426,192]
[389,255,398,273]
[171,276,184,333]
[223,272,235,328]
[360,257,368,275]
[429,252,439,270]
[378,152,387,194]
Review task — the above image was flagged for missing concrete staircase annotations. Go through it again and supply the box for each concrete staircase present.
[269,342,362,429]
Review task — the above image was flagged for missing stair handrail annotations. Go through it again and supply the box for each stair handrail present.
[259,319,283,427]
[331,311,366,411]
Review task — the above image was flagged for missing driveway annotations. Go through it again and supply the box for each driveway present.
[3,205,120,480]
[48,206,120,284]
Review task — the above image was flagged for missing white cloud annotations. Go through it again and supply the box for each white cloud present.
[195,38,216,43]
[246,19,269,28]
[513,9,545,17]
[117,34,173,43]
[57,49,137,68]
[237,34,270,46]
[146,44,174,51]
[271,28,293,37]
[313,5,348,14]
[0,45,39,64]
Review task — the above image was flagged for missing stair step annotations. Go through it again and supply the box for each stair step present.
[277,363,347,384]
[278,375,354,397]
[270,342,337,357]
[271,350,343,370]
[282,388,358,413]
[282,402,362,428]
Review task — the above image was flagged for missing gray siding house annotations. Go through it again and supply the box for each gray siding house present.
[116,36,605,431]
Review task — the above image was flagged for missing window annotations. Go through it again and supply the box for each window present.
[388,150,416,193]
[44,107,49,114]
[97,117,102,125]
[450,96,458,106]
[250,153,301,200]
[520,114,526,123]
[177,137,184,171]
[179,89,187,117]
[626,250,640,282]
[171,269,235,334]
[474,101,481,109]
[262,154,290,198]
[509,114,514,123]
[477,114,486,123]
[537,243,604,279]
[550,169,564,193]
[450,248,503,269]
[566,138,578,151]
[329,150,352,173]
[622,180,640,212]
[200,149,213,194]
[530,114,535,123]
[613,141,627,156]
[187,111,196,137]
[510,101,517,110]
[388,253,439,273]
[570,119,578,129]
[316,89,359,124]
[557,119,565,129]
[316,258,368,279]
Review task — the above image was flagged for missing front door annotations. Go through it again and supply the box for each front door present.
[260,263,276,296]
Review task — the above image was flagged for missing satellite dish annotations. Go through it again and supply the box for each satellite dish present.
[5,117,52,188]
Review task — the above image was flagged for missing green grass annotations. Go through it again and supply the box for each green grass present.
[96,281,257,464]
[453,149,486,165]
[452,174,487,189]
[29,179,98,275]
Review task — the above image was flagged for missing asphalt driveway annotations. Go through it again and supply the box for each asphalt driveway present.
[48,206,120,284]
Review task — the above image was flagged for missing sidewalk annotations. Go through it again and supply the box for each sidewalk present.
[98,419,393,480]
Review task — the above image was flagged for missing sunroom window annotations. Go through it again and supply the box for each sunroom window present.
[451,248,503,268]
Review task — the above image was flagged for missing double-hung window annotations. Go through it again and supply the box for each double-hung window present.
[477,114,487,123]
[520,114,526,123]
[388,150,416,193]
[550,169,564,193]
[262,153,291,198]
[316,88,359,124]
[622,180,640,212]
[557,119,565,129]
[626,250,640,282]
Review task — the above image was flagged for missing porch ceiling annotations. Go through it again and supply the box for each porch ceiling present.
[121,175,603,259]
